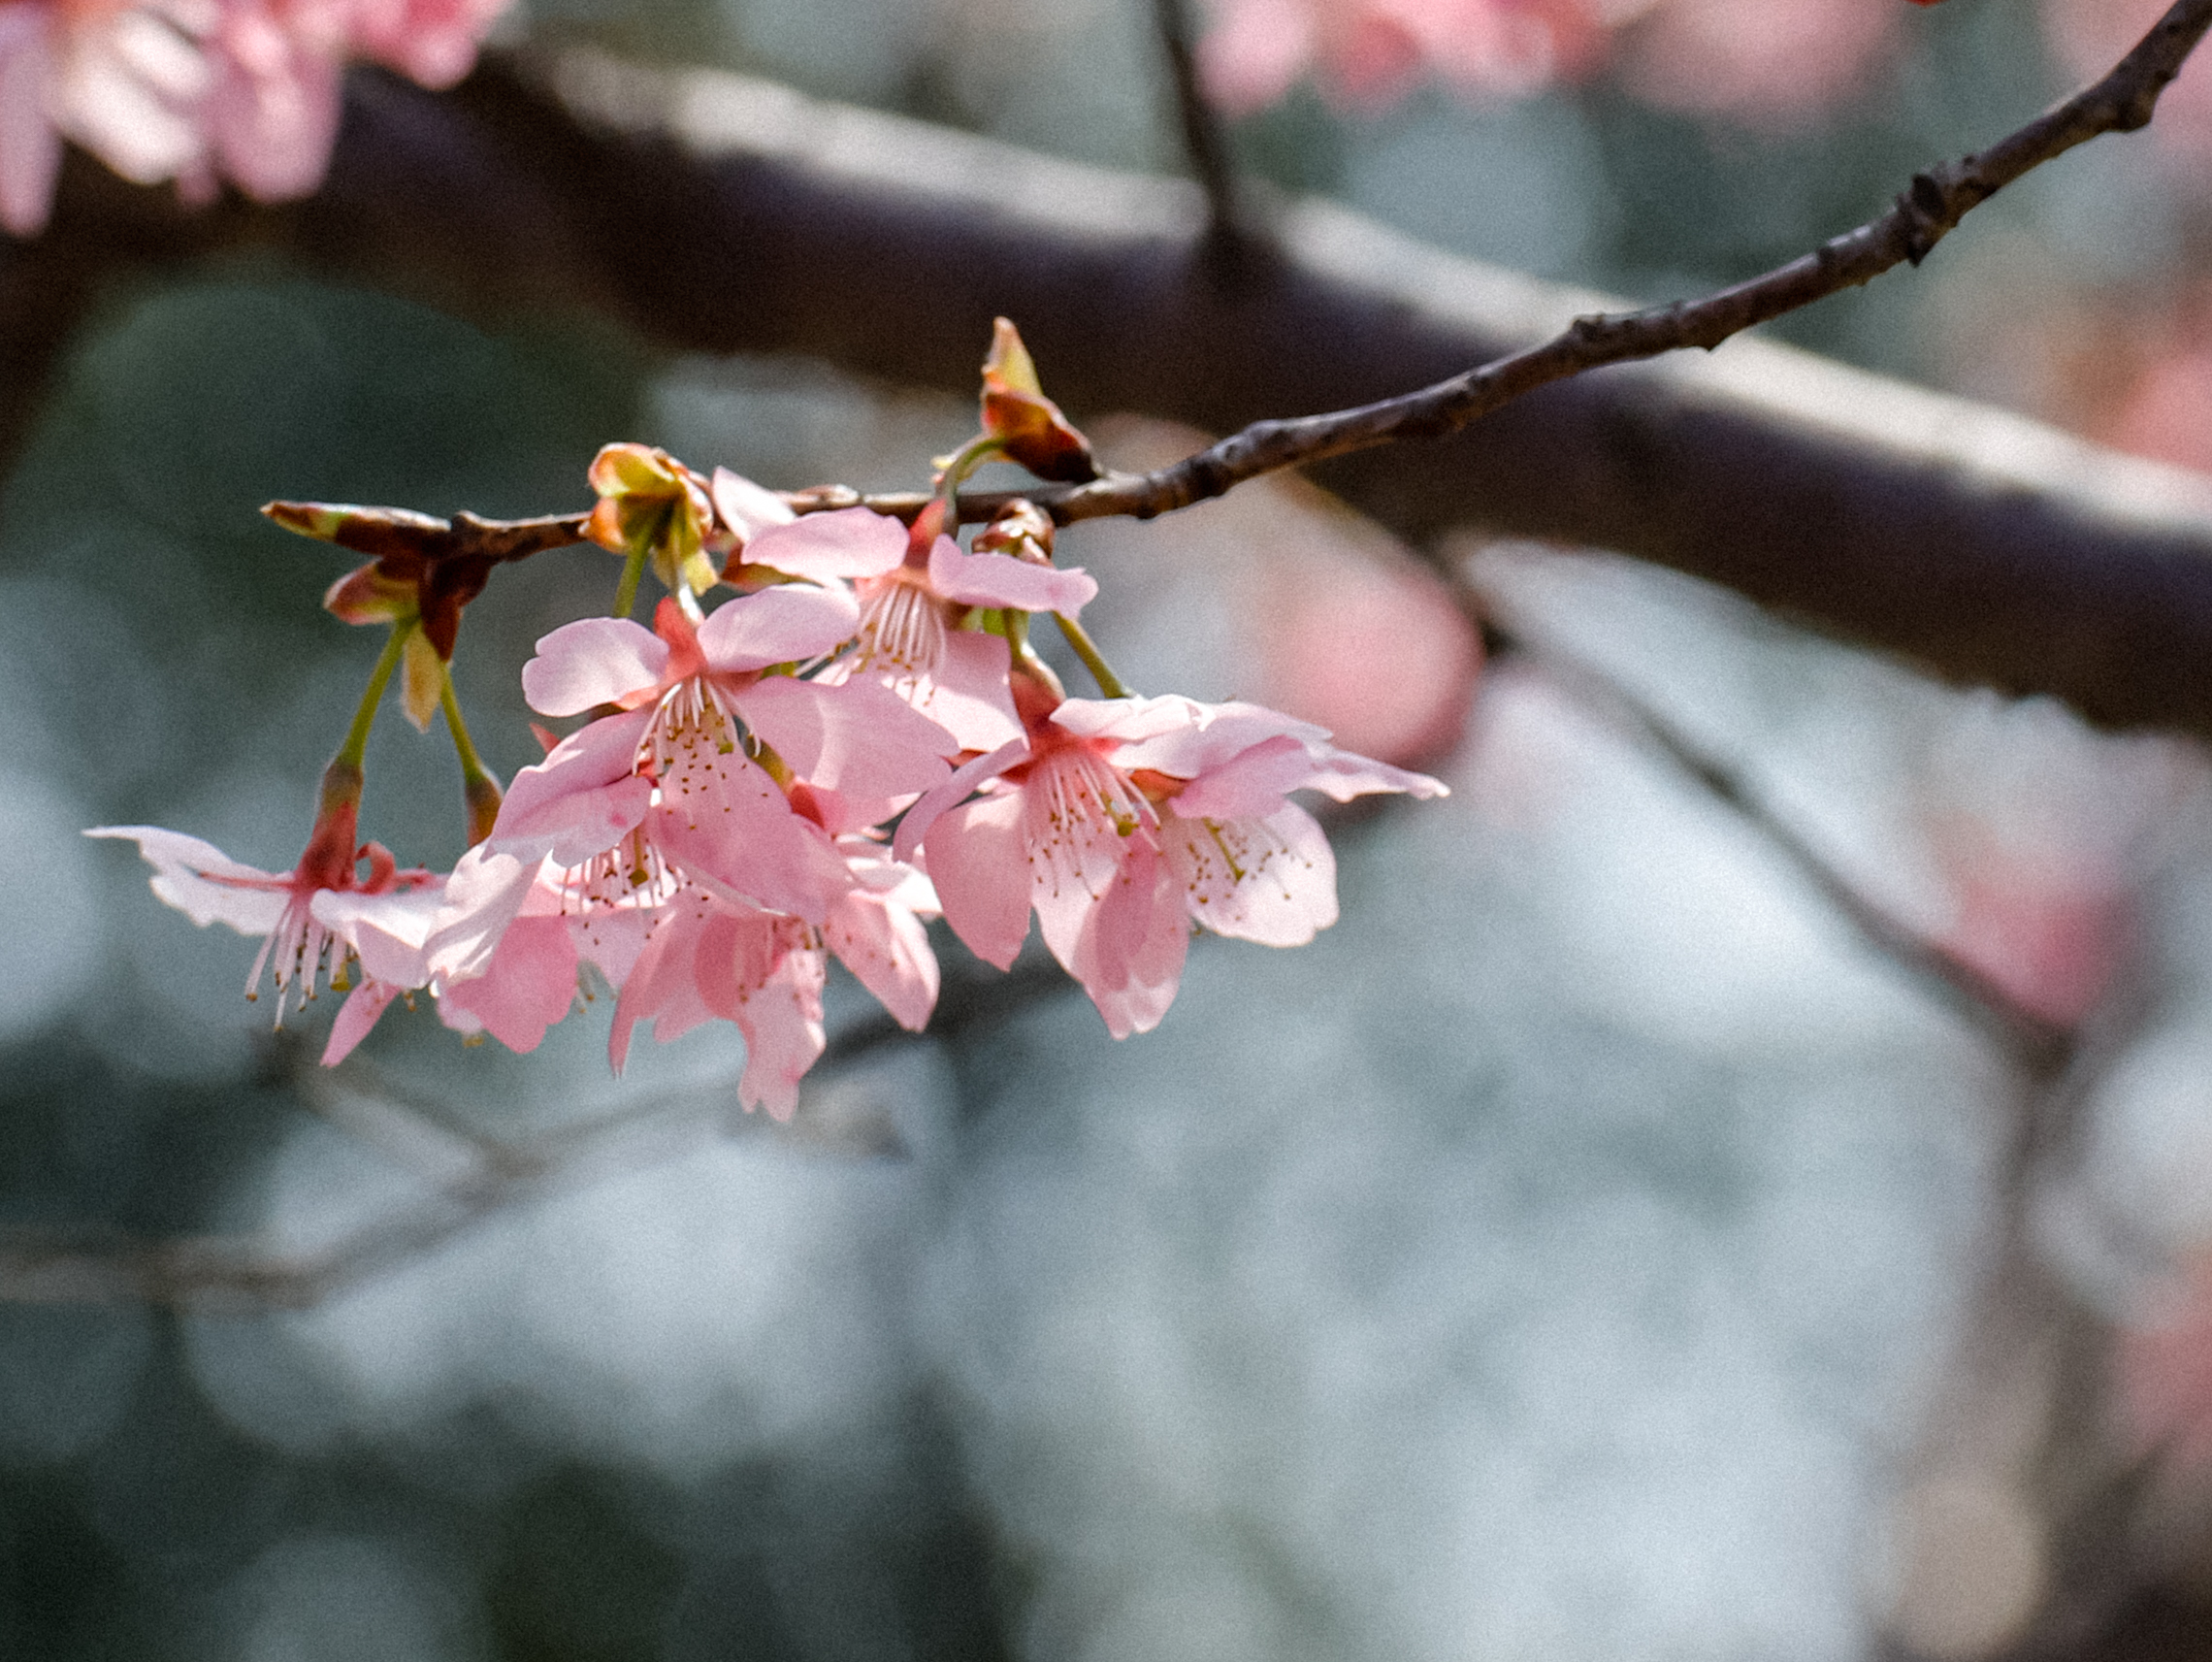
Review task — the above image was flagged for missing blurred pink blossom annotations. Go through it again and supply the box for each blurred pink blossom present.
[0,0,507,238]
[1617,0,1903,129]
[1197,0,1913,126]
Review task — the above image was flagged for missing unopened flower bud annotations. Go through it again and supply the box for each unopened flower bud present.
[972,499,1057,566]
[980,318,1098,484]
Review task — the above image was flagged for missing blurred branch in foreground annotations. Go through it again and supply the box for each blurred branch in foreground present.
[8,36,2212,736]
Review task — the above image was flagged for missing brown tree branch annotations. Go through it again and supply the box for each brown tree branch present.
[13,29,2212,735]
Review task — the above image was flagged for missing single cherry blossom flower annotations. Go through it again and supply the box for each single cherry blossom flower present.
[491,586,954,923]
[87,786,435,1025]
[895,678,1447,1037]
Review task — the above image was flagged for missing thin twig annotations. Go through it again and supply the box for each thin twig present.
[1148,0,1256,267]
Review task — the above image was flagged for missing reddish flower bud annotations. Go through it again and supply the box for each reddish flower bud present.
[980,318,1099,484]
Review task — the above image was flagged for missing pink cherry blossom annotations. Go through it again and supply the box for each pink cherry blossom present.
[737,498,1095,754]
[1198,0,1611,115]
[0,0,508,239]
[1617,0,1903,129]
[895,678,1447,1038]
[606,847,940,1120]
[86,811,435,1027]
[492,588,954,924]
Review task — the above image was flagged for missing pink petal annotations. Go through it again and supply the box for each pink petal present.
[608,897,715,1071]
[893,736,1028,864]
[489,709,654,866]
[927,537,1099,617]
[1023,750,1151,972]
[322,980,402,1065]
[923,791,1032,970]
[0,14,61,239]
[736,674,955,799]
[85,826,289,934]
[1296,747,1449,802]
[898,629,1023,753]
[522,617,668,717]
[311,883,444,987]
[696,583,859,672]
[713,942,827,1122]
[436,915,578,1053]
[647,753,855,921]
[1075,697,1319,770]
[1165,801,1337,946]
[1060,837,1188,1039]
[421,846,540,985]
[206,16,343,201]
[709,467,797,542]
[826,889,939,1031]
[741,506,904,581]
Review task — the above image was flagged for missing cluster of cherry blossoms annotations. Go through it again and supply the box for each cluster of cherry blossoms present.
[1193,0,1949,130]
[0,0,506,236]
[89,322,1446,1118]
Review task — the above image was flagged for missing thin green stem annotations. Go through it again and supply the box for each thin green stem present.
[936,435,1006,512]
[335,621,415,771]
[612,539,649,619]
[439,668,494,789]
[439,665,504,847]
[1056,612,1131,700]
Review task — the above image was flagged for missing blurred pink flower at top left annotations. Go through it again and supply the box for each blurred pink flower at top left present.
[0,0,508,238]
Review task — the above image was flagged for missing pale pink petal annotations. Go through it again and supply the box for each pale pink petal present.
[902,628,1022,753]
[1023,749,1154,972]
[695,910,825,1120]
[1060,837,1188,1039]
[521,617,668,716]
[322,980,402,1064]
[696,583,859,672]
[0,13,61,239]
[1295,746,1449,802]
[710,467,797,543]
[436,915,577,1053]
[927,537,1099,617]
[206,10,344,202]
[735,674,955,799]
[421,845,539,985]
[923,791,1031,970]
[86,825,289,934]
[570,899,648,987]
[1166,800,1336,946]
[1160,733,1314,820]
[489,708,654,866]
[608,896,716,1071]
[741,506,904,581]
[348,0,504,87]
[646,753,854,920]
[893,736,1028,864]
[1196,0,1317,114]
[826,888,939,1031]
[1079,696,1319,770]
[311,883,443,986]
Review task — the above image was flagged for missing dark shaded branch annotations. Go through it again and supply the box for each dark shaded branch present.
[1148,0,1254,264]
[14,31,2212,734]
